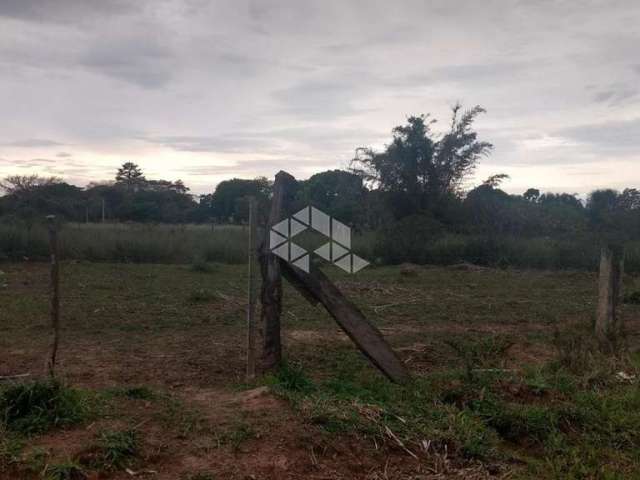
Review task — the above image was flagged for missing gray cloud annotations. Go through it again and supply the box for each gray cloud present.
[592,85,638,106]
[1,0,640,194]
[555,118,640,153]
[79,35,175,88]
[141,135,280,153]
[272,78,370,119]
[0,0,137,24]
[5,139,64,147]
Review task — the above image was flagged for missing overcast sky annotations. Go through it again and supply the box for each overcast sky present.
[1,0,639,195]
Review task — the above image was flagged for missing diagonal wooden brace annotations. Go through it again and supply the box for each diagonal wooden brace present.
[280,259,411,384]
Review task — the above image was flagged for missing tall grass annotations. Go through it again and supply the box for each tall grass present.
[1,221,639,271]
[0,222,248,264]
[365,232,640,273]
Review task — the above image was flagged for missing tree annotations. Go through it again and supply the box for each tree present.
[115,162,146,190]
[483,174,510,188]
[351,104,492,216]
[0,175,62,196]
[206,177,272,223]
[298,170,365,224]
[523,188,540,203]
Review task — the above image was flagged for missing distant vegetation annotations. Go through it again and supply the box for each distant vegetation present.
[1,104,639,270]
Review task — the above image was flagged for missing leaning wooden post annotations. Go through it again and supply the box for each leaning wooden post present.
[46,215,61,378]
[259,171,296,371]
[596,243,624,349]
[280,261,411,383]
[246,197,258,380]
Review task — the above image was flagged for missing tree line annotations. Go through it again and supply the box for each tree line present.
[1,104,639,253]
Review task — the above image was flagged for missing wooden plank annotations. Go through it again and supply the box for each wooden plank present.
[258,171,296,371]
[280,260,411,384]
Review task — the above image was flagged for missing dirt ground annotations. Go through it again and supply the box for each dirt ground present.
[1,262,639,479]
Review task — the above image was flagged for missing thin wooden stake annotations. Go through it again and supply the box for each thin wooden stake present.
[596,243,624,350]
[246,197,258,380]
[46,215,61,378]
[101,198,106,223]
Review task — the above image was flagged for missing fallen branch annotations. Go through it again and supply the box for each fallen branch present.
[384,425,418,460]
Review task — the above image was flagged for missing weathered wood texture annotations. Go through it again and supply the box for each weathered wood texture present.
[246,197,258,380]
[46,215,60,377]
[596,244,624,348]
[259,171,297,371]
[281,261,411,384]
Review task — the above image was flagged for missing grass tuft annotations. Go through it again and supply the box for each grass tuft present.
[0,380,89,435]
[44,460,86,480]
[84,429,139,471]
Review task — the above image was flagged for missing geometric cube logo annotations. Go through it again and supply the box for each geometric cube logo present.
[269,205,370,274]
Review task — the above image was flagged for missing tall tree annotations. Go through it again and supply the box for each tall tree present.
[351,104,492,215]
[115,162,146,191]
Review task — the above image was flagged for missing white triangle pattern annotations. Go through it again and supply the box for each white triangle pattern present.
[290,218,307,237]
[269,205,369,274]
[332,242,349,261]
[290,242,306,261]
[334,254,352,273]
[293,206,310,225]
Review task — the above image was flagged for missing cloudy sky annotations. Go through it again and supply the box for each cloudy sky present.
[0,0,639,195]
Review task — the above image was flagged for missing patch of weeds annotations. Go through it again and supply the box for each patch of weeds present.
[22,447,49,474]
[522,364,576,397]
[110,386,155,400]
[187,288,220,303]
[190,256,217,273]
[0,380,90,435]
[97,429,138,470]
[184,473,215,480]
[218,421,255,451]
[267,361,315,394]
[44,460,86,480]
[445,335,513,382]
[551,324,623,386]
[303,396,365,434]
[157,396,206,437]
[82,429,139,471]
[447,410,499,460]
[471,394,582,445]
[623,290,640,305]
[0,433,24,470]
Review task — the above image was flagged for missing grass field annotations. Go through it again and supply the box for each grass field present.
[1,261,640,479]
[2,221,640,273]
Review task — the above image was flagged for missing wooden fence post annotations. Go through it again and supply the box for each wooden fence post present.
[246,197,258,380]
[596,243,624,349]
[46,215,61,378]
[259,171,296,371]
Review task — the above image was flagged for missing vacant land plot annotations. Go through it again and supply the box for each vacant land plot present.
[1,262,640,479]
